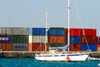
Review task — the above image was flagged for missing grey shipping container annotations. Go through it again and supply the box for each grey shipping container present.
[12,43,28,51]
[11,27,29,35]
[33,36,48,43]
[0,27,11,35]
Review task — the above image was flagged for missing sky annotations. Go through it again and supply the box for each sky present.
[0,0,100,35]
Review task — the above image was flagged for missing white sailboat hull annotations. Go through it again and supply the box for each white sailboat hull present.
[35,54,88,62]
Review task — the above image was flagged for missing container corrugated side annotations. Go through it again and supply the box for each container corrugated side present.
[65,28,81,36]
[0,35,11,43]
[48,44,65,47]
[97,44,100,51]
[68,44,81,51]
[65,36,80,44]
[0,43,12,51]
[12,27,29,35]
[81,29,96,36]
[12,43,28,51]
[81,36,98,44]
[49,36,65,44]
[29,43,32,51]
[29,35,33,43]
[0,27,11,35]
[29,28,32,35]
[12,35,28,43]
[32,43,48,51]
[33,36,48,43]
[32,28,46,35]
[48,28,65,36]
[81,44,96,51]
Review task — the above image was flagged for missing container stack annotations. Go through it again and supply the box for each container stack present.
[0,27,12,51]
[48,27,65,49]
[81,29,97,51]
[12,27,29,51]
[65,28,81,51]
[29,28,48,51]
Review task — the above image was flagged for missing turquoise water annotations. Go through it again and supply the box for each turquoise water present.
[0,58,99,67]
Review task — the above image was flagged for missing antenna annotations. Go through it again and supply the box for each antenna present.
[8,16,11,27]
[68,0,71,51]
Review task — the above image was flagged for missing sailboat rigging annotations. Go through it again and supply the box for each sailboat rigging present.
[35,0,88,62]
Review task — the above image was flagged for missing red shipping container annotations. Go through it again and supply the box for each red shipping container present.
[97,44,100,51]
[32,43,48,51]
[65,28,82,36]
[49,36,65,44]
[81,29,96,36]
[0,43,12,51]
[67,44,81,51]
[29,43,32,51]
[81,36,98,44]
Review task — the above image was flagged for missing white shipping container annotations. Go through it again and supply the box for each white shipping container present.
[12,27,29,35]
[29,35,33,43]
[33,36,48,43]
[12,43,28,51]
[0,27,11,35]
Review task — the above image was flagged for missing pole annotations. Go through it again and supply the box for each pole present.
[68,0,71,51]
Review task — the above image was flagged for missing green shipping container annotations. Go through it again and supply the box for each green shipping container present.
[12,35,28,43]
[48,44,65,47]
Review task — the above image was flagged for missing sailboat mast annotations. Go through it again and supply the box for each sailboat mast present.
[68,0,71,51]
[45,9,48,51]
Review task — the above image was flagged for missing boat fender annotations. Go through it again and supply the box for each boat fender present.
[66,56,70,60]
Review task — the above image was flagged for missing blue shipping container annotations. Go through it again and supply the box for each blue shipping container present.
[65,36,80,44]
[81,44,96,51]
[29,28,32,35]
[0,35,11,43]
[32,28,46,35]
[48,28,65,36]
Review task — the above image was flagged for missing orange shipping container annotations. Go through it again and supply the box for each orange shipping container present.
[29,43,33,51]
[0,43,12,51]
[49,36,65,44]
[97,44,100,51]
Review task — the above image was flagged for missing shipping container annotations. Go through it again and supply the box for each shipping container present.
[12,43,28,51]
[81,36,98,44]
[32,28,46,35]
[48,44,65,47]
[65,36,80,44]
[81,44,96,51]
[32,43,48,51]
[29,43,32,51]
[12,27,29,35]
[48,28,65,36]
[29,35,33,43]
[0,35,11,43]
[29,28,32,35]
[0,27,11,35]
[49,36,65,44]
[33,36,48,43]
[0,43,12,51]
[68,44,81,51]
[98,37,100,44]
[65,28,82,36]
[81,29,96,36]
[12,35,28,43]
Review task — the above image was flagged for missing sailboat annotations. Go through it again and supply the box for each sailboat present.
[35,0,88,62]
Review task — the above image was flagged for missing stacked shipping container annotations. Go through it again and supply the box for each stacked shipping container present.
[48,27,65,49]
[0,27,12,51]
[12,27,29,51]
[29,28,48,51]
